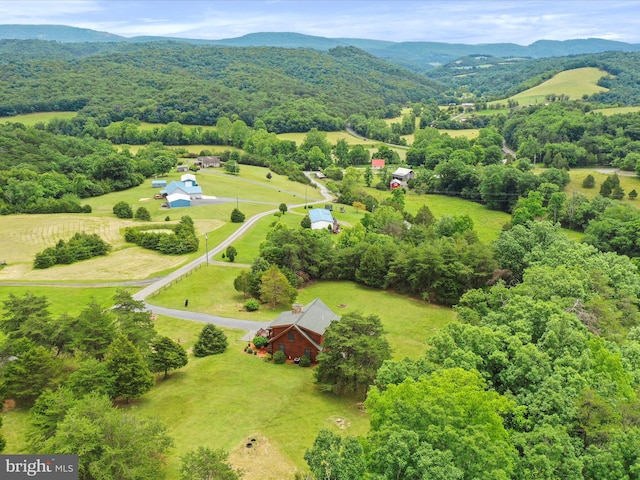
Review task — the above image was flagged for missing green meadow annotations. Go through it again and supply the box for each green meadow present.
[0,111,77,125]
[504,67,609,106]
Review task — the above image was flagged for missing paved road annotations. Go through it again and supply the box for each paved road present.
[134,172,335,338]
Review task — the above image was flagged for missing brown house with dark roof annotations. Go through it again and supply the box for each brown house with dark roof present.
[267,299,340,362]
[195,156,222,168]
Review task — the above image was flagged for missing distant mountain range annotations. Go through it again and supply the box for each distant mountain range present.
[2,24,640,72]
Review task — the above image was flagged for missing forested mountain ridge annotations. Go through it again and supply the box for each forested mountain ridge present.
[2,24,640,71]
[0,41,444,131]
[427,50,640,104]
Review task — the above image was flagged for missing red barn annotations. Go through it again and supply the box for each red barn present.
[267,299,340,363]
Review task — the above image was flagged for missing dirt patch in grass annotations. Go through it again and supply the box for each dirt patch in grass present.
[229,434,298,479]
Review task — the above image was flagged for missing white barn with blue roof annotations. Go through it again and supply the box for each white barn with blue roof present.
[308,208,335,231]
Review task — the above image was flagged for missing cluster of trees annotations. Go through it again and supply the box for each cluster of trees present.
[303,221,640,479]
[0,289,202,477]
[33,232,110,269]
[0,124,178,214]
[237,193,495,306]
[113,201,151,220]
[124,216,199,255]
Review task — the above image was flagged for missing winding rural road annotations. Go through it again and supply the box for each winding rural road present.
[132,172,335,337]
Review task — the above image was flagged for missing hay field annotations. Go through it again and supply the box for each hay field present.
[0,111,77,125]
[509,67,609,106]
[591,106,640,116]
[0,214,193,281]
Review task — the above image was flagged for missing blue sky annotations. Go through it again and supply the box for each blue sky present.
[2,1,640,45]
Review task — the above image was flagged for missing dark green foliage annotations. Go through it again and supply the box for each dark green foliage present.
[252,335,268,349]
[300,215,311,228]
[315,312,392,397]
[230,208,245,223]
[65,359,115,398]
[0,342,62,406]
[193,324,228,357]
[225,245,237,262]
[273,350,286,364]
[71,299,116,360]
[0,416,5,453]
[112,289,157,350]
[629,189,638,200]
[33,393,173,480]
[583,174,596,188]
[113,201,133,218]
[234,271,252,298]
[278,203,288,214]
[298,355,311,367]
[124,216,199,254]
[304,429,366,480]
[148,336,188,379]
[33,232,111,268]
[180,446,241,480]
[135,206,151,221]
[104,336,154,402]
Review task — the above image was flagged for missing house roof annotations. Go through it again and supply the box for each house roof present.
[166,180,202,196]
[392,167,414,177]
[308,208,334,224]
[268,298,340,336]
[167,192,190,203]
[180,173,197,183]
[372,159,385,167]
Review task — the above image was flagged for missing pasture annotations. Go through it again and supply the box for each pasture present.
[591,106,640,116]
[506,67,610,106]
[0,111,77,125]
[566,167,640,201]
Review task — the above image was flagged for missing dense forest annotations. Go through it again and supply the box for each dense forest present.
[0,40,442,131]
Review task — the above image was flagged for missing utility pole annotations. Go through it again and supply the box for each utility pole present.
[205,232,209,265]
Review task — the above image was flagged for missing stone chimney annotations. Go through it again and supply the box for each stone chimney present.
[292,303,303,314]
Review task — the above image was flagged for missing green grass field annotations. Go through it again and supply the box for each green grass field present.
[591,106,640,116]
[497,67,610,106]
[0,111,77,125]
[566,167,640,201]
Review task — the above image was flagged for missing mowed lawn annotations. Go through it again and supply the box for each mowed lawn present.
[135,316,371,479]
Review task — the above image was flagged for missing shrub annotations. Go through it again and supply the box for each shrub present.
[247,347,253,354]
[113,201,133,218]
[582,174,596,188]
[263,353,273,362]
[193,324,228,357]
[252,336,268,349]
[135,206,151,221]
[273,351,286,364]
[165,216,170,221]
[244,299,259,311]
[299,355,311,367]
[231,208,245,223]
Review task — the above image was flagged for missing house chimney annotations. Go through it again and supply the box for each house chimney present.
[292,303,303,314]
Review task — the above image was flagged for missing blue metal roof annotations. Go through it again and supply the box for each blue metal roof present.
[308,208,334,224]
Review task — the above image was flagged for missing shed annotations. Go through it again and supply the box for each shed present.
[371,158,385,169]
[308,208,335,231]
[166,192,191,208]
[177,165,189,172]
[152,179,167,188]
[180,173,197,184]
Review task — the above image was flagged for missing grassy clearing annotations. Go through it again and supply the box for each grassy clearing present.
[277,130,363,145]
[137,316,370,478]
[566,168,640,202]
[591,106,640,116]
[507,67,609,106]
[439,128,480,139]
[0,111,77,125]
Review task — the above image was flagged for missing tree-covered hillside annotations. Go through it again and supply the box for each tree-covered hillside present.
[427,51,640,104]
[0,41,444,132]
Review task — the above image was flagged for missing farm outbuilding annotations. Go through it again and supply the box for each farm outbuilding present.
[152,180,167,188]
[391,167,414,184]
[308,208,335,231]
[267,299,340,363]
[166,192,191,208]
[165,180,203,199]
[180,173,197,184]
[177,165,189,172]
[372,158,385,169]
